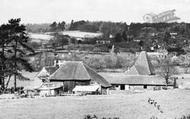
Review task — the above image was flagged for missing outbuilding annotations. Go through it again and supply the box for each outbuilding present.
[38,83,63,96]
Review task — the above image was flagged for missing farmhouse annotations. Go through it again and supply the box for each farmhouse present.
[49,61,111,94]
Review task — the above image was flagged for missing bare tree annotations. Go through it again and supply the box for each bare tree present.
[158,57,178,86]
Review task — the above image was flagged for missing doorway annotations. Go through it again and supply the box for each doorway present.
[120,84,125,90]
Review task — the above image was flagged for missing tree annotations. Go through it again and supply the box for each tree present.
[158,57,178,86]
[69,20,86,30]
[0,23,19,91]
[50,22,57,31]
[0,18,34,91]
[0,24,9,90]
[114,33,123,43]
[57,21,65,31]
[69,20,74,30]
[99,22,125,39]
[122,31,128,41]
[52,32,69,49]
[138,40,144,50]
[78,22,99,32]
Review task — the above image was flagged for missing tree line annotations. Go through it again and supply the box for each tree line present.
[26,20,190,54]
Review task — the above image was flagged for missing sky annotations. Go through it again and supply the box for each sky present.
[1,0,190,24]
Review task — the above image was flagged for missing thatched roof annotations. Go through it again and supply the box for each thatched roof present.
[49,61,111,87]
[99,72,166,85]
[45,66,59,75]
[125,51,155,75]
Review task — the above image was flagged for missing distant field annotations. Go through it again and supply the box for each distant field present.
[0,89,190,119]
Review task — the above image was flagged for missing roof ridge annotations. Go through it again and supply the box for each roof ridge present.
[80,62,91,79]
[83,63,111,87]
[73,62,80,79]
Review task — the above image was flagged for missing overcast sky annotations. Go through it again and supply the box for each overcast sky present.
[1,0,190,24]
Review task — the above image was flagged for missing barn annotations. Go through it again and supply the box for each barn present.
[99,72,168,90]
[49,61,111,94]
[99,51,173,91]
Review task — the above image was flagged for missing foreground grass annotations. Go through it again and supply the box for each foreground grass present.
[0,89,190,119]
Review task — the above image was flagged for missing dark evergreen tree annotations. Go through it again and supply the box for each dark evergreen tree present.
[0,18,34,91]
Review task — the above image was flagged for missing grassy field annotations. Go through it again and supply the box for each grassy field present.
[0,89,190,119]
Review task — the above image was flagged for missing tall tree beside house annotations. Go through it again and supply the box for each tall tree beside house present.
[0,18,34,91]
[157,57,178,86]
[0,23,18,91]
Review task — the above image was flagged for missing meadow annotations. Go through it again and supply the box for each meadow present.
[0,89,190,119]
